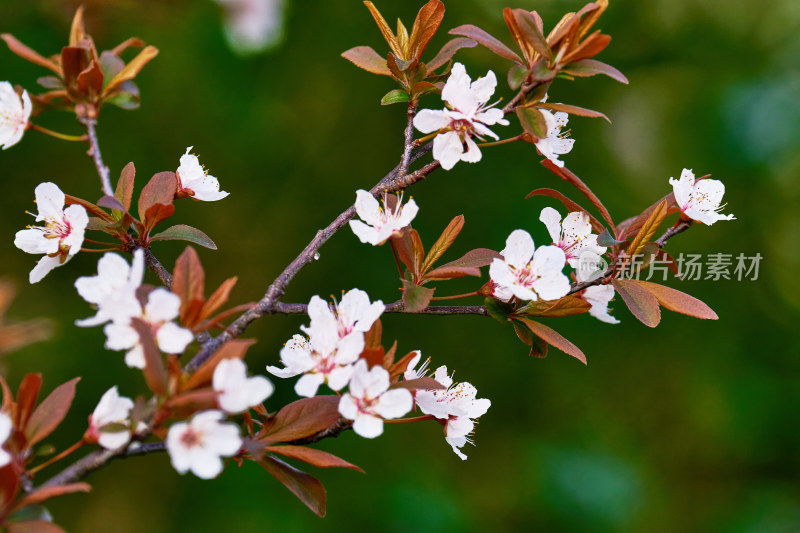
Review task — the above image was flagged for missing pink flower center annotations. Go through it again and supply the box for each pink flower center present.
[512,264,538,288]
[180,428,201,448]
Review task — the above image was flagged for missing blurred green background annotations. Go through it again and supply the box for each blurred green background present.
[1,0,799,531]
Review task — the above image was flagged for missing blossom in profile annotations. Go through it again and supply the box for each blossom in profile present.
[539,207,606,268]
[338,360,413,439]
[670,168,734,225]
[0,81,32,149]
[14,182,88,283]
[103,288,194,368]
[176,147,229,201]
[166,410,242,479]
[213,358,274,413]
[75,250,145,327]
[489,229,570,302]
[306,289,384,343]
[581,284,620,324]
[0,412,13,467]
[411,365,491,460]
[413,62,509,170]
[349,190,418,245]
[534,109,574,168]
[87,387,135,450]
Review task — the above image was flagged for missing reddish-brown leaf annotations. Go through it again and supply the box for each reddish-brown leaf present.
[626,200,667,258]
[76,59,103,98]
[537,102,610,123]
[504,8,552,65]
[137,171,177,222]
[25,377,79,446]
[130,318,168,396]
[258,455,326,517]
[426,37,477,72]
[390,377,445,391]
[561,58,628,84]
[390,228,417,277]
[423,265,481,280]
[541,161,616,234]
[511,318,548,357]
[182,339,256,391]
[64,195,113,222]
[525,188,606,234]
[434,248,501,270]
[612,278,661,327]
[421,215,464,274]
[0,34,61,75]
[363,2,401,57]
[102,45,158,96]
[199,277,237,322]
[172,247,205,322]
[115,162,136,211]
[364,319,382,350]
[516,295,591,317]
[449,24,523,64]
[265,445,364,472]
[166,389,217,410]
[341,46,391,76]
[7,521,67,533]
[618,192,675,239]
[143,202,175,233]
[388,350,417,382]
[15,482,90,508]
[516,318,587,364]
[408,0,445,60]
[562,31,611,64]
[633,280,718,320]
[16,373,42,429]
[259,396,341,445]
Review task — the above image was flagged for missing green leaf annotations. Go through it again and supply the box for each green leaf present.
[517,106,548,139]
[150,224,217,250]
[507,63,527,90]
[381,89,410,105]
[401,280,435,312]
[597,229,625,247]
[484,297,512,324]
[611,278,661,328]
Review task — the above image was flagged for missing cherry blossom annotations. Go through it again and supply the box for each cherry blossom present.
[411,365,491,460]
[166,410,242,479]
[213,0,286,54]
[103,288,194,368]
[87,387,135,450]
[535,109,574,168]
[75,250,145,327]
[306,289,384,343]
[14,182,88,283]
[489,229,570,302]
[176,147,229,201]
[413,62,509,170]
[539,207,606,269]
[338,360,413,439]
[267,320,364,397]
[0,81,32,149]
[0,412,12,467]
[213,358,274,413]
[581,284,620,324]
[349,190,419,245]
[670,168,735,225]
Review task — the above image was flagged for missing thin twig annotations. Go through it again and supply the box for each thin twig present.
[80,117,114,197]
[40,442,165,489]
[399,103,417,176]
[269,301,488,316]
[656,220,692,246]
[143,247,174,288]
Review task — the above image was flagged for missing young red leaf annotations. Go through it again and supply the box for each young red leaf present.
[114,162,136,211]
[137,171,177,222]
[516,295,591,317]
[421,215,464,274]
[265,445,364,473]
[515,318,587,364]
[435,248,501,270]
[537,102,610,123]
[562,31,611,64]
[130,318,168,396]
[390,228,417,277]
[96,195,126,213]
[526,188,606,234]
[76,60,104,98]
[64,195,113,222]
[408,0,445,60]
[504,8,552,65]
[15,482,90,508]
[102,45,159,97]
[618,192,676,239]
[0,34,61,75]
[341,46,392,76]
[143,202,175,233]
[16,373,42,429]
[449,25,523,64]
[612,278,661,327]
[561,58,629,84]
[198,277,237,322]
[426,37,477,72]
[172,246,205,322]
[626,200,667,258]
[25,377,80,446]
[182,338,256,391]
[259,396,341,445]
[423,265,481,280]
[388,350,417,382]
[149,224,217,250]
[540,161,616,234]
[389,377,445,391]
[258,455,327,517]
[633,280,718,320]
[401,280,435,312]
[363,2,401,57]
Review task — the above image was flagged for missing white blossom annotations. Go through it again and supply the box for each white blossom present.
[413,62,509,170]
[670,168,734,225]
[338,360,413,439]
[535,109,574,168]
[349,190,418,245]
[0,412,13,467]
[75,250,145,327]
[539,207,606,269]
[176,147,229,201]
[213,0,286,54]
[411,365,491,460]
[103,288,194,368]
[14,182,88,283]
[88,387,135,450]
[166,410,242,479]
[213,358,274,413]
[306,289,384,342]
[0,81,32,149]
[581,284,620,324]
[489,229,570,302]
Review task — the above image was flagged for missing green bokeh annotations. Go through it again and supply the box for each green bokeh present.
[1,0,799,531]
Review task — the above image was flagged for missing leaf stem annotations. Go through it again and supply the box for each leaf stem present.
[28,123,87,142]
[29,440,85,476]
[430,291,480,301]
[477,134,524,148]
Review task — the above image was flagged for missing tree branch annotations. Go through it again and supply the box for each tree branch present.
[40,442,165,489]
[80,117,114,197]
[143,247,174,288]
[270,301,488,316]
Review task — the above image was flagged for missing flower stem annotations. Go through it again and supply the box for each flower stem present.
[412,131,439,147]
[80,247,121,253]
[389,239,405,278]
[28,123,86,142]
[29,440,85,476]
[430,291,480,301]
[477,134,524,148]
[385,414,436,424]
